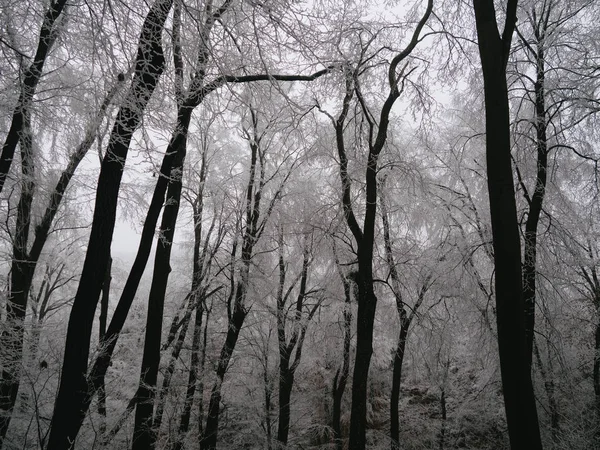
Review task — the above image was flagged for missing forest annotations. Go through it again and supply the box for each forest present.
[0,0,599,448]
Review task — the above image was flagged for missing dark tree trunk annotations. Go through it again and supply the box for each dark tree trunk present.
[0,111,35,445]
[390,323,409,450]
[47,0,172,447]
[326,5,432,448]
[172,306,204,450]
[595,317,600,405]
[132,140,187,450]
[200,301,247,450]
[0,0,68,194]
[522,41,548,371]
[152,298,193,434]
[332,267,352,449]
[275,231,316,446]
[277,369,294,445]
[533,339,559,442]
[263,356,273,450]
[98,257,112,436]
[472,1,543,448]
[439,389,447,450]
[0,77,121,446]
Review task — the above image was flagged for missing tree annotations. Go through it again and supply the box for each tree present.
[0,75,123,445]
[317,3,433,446]
[472,0,543,447]
[47,0,174,446]
[275,228,322,445]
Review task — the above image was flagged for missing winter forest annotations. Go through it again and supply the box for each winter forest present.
[0,0,599,448]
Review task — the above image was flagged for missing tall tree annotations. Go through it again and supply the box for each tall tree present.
[318,3,433,447]
[275,229,321,445]
[0,78,122,445]
[47,0,174,446]
[472,0,543,447]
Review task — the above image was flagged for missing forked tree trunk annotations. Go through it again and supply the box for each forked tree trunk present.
[472,0,543,447]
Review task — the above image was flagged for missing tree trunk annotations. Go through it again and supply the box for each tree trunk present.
[152,299,194,434]
[332,273,352,449]
[439,389,447,450]
[0,110,35,445]
[132,141,187,450]
[533,339,559,442]
[98,257,112,436]
[472,1,543,447]
[0,0,68,194]
[172,306,204,450]
[263,358,273,450]
[522,41,548,371]
[390,323,409,450]
[200,301,247,450]
[47,0,172,446]
[277,365,294,445]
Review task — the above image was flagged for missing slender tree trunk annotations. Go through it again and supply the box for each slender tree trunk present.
[523,42,548,371]
[533,339,559,442]
[332,274,352,450]
[47,0,172,446]
[472,1,543,447]
[200,301,247,450]
[0,0,68,194]
[132,140,187,450]
[595,317,600,406]
[152,300,193,434]
[172,305,204,450]
[198,309,210,437]
[263,359,273,450]
[98,257,112,436]
[439,388,447,450]
[390,323,409,450]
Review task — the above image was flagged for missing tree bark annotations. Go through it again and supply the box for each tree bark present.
[47,0,172,447]
[472,0,543,448]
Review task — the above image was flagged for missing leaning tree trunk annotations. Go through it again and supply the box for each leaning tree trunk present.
[472,0,543,448]
[0,0,68,194]
[47,0,172,447]
[172,305,205,450]
[132,142,187,450]
[0,77,121,446]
